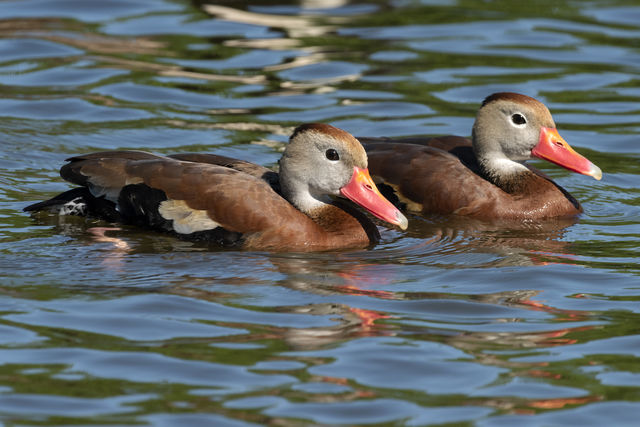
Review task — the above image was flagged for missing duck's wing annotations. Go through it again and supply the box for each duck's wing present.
[168,153,279,192]
[59,151,309,246]
[359,138,502,217]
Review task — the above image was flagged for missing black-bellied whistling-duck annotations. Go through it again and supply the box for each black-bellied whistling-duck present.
[24,123,407,251]
[360,92,602,220]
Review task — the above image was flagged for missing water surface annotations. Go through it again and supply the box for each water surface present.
[1,0,640,425]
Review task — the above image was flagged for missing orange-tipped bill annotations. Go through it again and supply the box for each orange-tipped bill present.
[532,127,602,180]
[340,167,408,230]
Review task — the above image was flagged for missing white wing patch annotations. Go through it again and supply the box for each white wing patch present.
[158,199,220,234]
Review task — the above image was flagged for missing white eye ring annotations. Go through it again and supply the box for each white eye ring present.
[511,113,527,127]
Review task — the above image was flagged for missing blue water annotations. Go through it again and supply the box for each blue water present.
[1,0,640,425]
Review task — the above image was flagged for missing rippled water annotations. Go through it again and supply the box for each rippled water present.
[1,0,640,425]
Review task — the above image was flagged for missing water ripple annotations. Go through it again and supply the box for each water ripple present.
[1,0,639,425]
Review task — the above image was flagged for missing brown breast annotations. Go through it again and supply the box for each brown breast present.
[360,136,582,220]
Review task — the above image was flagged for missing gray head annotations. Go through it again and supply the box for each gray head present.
[472,92,556,167]
[471,92,601,182]
[279,123,368,209]
[279,123,408,229]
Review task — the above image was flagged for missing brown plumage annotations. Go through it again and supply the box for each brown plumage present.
[360,93,602,220]
[24,123,407,251]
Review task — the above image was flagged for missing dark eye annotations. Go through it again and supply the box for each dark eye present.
[511,113,526,125]
[325,149,339,161]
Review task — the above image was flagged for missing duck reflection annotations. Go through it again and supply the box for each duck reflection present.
[257,253,597,353]
[402,212,580,267]
[28,210,593,355]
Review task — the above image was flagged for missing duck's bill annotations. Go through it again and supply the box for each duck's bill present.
[340,167,408,230]
[532,127,602,180]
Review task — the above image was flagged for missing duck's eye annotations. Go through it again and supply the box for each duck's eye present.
[325,149,340,161]
[511,113,527,125]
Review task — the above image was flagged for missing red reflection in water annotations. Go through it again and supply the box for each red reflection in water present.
[526,396,601,410]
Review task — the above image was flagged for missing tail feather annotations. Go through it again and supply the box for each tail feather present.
[23,188,90,213]
[24,187,121,222]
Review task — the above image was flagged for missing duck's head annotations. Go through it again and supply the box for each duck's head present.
[472,92,601,180]
[280,123,408,230]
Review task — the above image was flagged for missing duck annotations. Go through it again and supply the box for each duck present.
[359,92,602,220]
[23,123,408,251]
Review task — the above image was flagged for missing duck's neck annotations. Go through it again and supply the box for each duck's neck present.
[308,201,380,246]
[280,177,332,215]
[279,173,379,246]
[280,178,357,230]
[478,155,536,194]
